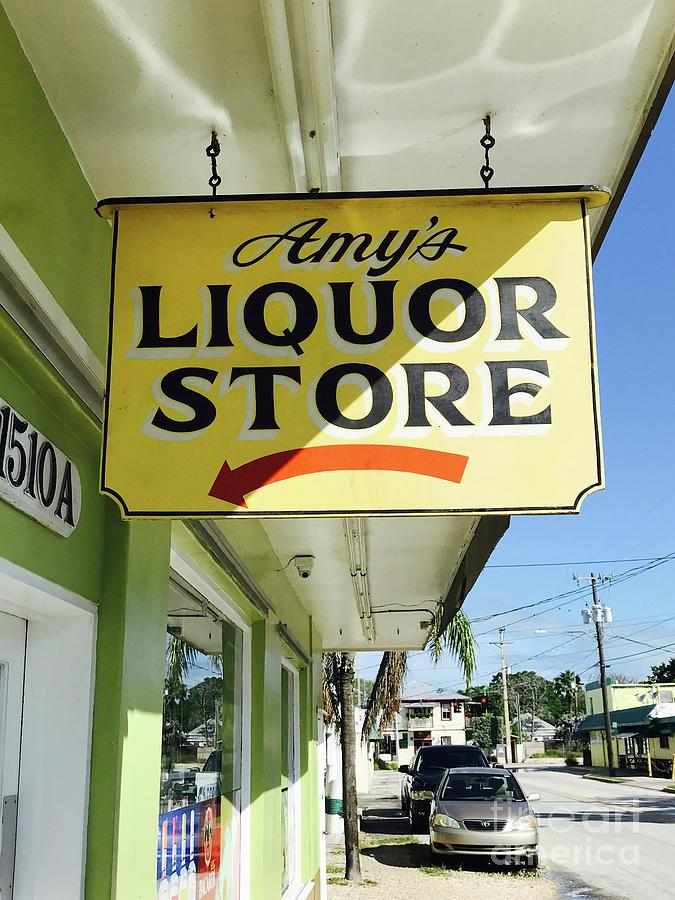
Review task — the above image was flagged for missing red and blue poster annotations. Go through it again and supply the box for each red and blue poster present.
[157,797,221,900]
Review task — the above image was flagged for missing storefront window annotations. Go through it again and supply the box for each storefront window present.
[158,580,244,900]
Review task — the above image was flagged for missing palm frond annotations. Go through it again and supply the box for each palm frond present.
[322,652,343,729]
[166,634,199,693]
[424,606,476,687]
[361,651,407,740]
[208,652,223,676]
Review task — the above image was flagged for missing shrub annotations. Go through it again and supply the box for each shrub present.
[564,753,580,766]
[374,758,401,771]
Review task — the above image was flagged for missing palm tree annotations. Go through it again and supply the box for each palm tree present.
[553,670,580,716]
[164,634,223,766]
[322,605,477,882]
[322,651,363,881]
[361,608,476,739]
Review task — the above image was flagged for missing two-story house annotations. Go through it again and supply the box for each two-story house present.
[578,678,675,775]
[381,681,470,765]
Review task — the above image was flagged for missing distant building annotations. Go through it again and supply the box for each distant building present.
[184,719,217,747]
[512,713,556,742]
[578,679,675,775]
[380,681,469,765]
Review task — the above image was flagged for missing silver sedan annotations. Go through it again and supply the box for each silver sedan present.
[428,767,539,868]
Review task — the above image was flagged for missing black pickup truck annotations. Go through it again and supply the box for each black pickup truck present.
[399,744,490,831]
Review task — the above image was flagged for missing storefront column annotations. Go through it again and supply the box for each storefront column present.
[86,512,171,899]
[250,619,283,898]
[299,661,320,889]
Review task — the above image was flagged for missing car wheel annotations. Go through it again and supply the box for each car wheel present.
[428,842,443,866]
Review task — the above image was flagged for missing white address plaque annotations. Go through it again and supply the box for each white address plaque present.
[0,397,81,537]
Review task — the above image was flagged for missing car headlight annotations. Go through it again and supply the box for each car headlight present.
[410,789,434,801]
[432,814,460,829]
[505,815,537,832]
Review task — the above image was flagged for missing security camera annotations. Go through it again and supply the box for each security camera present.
[293,556,315,579]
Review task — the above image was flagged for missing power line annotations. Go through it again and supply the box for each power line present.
[355,552,675,675]
[471,583,590,624]
[424,634,590,693]
[605,640,675,665]
[486,555,665,569]
[611,614,675,639]
[609,633,675,651]
[474,552,675,633]
[475,592,591,636]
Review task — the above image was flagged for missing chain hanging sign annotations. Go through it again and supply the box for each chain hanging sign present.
[97,187,608,518]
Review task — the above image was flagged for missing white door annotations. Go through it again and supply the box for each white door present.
[0,612,26,900]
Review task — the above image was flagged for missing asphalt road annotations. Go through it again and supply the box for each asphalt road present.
[518,767,675,899]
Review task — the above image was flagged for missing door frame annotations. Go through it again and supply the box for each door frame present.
[0,611,27,900]
[0,555,97,900]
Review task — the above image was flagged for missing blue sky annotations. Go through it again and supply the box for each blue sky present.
[358,90,675,692]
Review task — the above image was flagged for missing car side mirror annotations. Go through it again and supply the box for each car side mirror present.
[398,765,410,774]
[526,793,540,802]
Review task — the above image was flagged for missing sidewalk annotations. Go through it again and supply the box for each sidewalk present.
[326,770,404,850]
[580,767,675,794]
[359,770,402,810]
[514,760,675,794]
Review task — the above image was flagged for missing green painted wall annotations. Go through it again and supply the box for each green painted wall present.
[171,522,263,627]
[0,306,108,601]
[86,517,171,900]
[0,4,111,361]
[216,519,313,652]
[250,620,284,898]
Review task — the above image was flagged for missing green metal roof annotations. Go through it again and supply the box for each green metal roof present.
[577,705,656,733]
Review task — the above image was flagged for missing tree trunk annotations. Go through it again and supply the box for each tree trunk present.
[338,652,362,882]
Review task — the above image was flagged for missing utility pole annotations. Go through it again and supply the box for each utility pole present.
[577,573,615,776]
[514,693,521,741]
[499,627,512,764]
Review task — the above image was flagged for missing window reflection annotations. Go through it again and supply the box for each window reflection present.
[158,581,242,900]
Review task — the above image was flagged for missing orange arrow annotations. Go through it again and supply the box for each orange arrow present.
[209,445,469,508]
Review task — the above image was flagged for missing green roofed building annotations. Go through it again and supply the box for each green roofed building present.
[578,680,675,776]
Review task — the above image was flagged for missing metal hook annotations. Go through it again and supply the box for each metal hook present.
[480,116,495,190]
[205,131,222,198]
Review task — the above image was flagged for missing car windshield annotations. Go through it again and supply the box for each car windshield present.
[440,772,525,801]
[416,747,486,772]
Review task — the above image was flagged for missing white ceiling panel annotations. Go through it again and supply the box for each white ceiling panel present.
[4,0,672,218]
[331,0,673,205]
[3,0,292,196]
[259,515,478,650]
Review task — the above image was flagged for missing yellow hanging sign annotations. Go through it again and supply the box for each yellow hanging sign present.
[98,187,608,518]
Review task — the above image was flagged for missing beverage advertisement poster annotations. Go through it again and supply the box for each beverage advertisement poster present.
[157,796,221,899]
[197,796,221,900]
